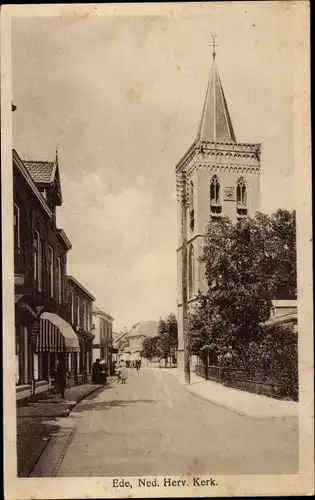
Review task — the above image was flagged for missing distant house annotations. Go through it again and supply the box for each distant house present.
[127,321,159,362]
[264,300,298,333]
[112,329,130,363]
[92,306,114,371]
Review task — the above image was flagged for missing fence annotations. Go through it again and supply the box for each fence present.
[195,364,288,399]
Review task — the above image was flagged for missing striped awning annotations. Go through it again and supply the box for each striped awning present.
[35,312,80,353]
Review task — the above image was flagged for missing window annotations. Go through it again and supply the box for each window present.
[38,237,42,291]
[14,205,20,250]
[210,176,222,218]
[70,291,74,324]
[33,232,42,291]
[189,181,195,232]
[48,246,54,297]
[56,257,62,304]
[236,178,248,219]
[76,297,80,326]
[83,302,88,330]
[86,304,90,331]
[188,245,195,299]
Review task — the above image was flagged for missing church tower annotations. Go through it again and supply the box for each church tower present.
[176,40,261,370]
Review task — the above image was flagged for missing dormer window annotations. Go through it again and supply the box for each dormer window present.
[210,175,222,219]
[189,181,195,232]
[236,178,248,219]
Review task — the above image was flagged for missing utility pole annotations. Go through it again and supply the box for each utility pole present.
[179,169,190,384]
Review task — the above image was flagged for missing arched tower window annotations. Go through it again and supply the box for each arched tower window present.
[210,175,222,219]
[189,181,194,232]
[236,177,248,219]
[188,244,195,299]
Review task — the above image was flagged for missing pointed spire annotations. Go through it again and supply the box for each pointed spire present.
[197,37,236,143]
[55,145,59,165]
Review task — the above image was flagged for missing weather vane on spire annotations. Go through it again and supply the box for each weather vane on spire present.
[210,33,218,60]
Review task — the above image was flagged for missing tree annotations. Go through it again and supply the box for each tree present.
[156,313,178,366]
[188,209,297,358]
[141,314,179,366]
[140,336,162,360]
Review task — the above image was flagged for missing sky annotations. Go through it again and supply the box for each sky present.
[11,3,296,332]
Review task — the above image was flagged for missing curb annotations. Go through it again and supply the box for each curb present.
[164,370,297,420]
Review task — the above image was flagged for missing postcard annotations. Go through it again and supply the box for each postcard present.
[1,2,313,498]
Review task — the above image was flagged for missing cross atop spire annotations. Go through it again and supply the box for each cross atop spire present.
[197,40,236,143]
[210,33,218,60]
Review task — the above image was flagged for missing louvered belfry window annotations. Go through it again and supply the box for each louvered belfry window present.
[210,175,222,218]
[236,178,248,219]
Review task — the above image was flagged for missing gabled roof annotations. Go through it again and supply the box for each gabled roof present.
[24,160,56,183]
[127,321,159,339]
[197,58,236,143]
[13,150,52,218]
[24,150,62,205]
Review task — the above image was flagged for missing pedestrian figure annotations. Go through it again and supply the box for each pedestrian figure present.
[115,364,122,384]
[112,361,116,376]
[136,360,141,372]
[100,360,107,384]
[55,359,67,399]
[91,358,103,384]
[120,360,128,384]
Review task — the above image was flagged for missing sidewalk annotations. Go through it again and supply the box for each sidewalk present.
[17,382,103,418]
[162,368,298,419]
[17,378,115,477]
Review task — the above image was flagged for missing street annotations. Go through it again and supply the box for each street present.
[33,369,298,477]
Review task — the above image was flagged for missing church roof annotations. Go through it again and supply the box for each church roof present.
[197,57,236,143]
[127,321,159,339]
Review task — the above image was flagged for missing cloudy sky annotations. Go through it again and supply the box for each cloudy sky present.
[12,3,296,331]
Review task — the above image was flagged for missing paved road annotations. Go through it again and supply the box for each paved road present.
[34,369,298,477]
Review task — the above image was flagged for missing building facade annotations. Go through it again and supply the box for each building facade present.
[126,321,159,364]
[176,49,261,368]
[92,307,114,371]
[264,300,298,333]
[66,276,95,382]
[13,149,79,390]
